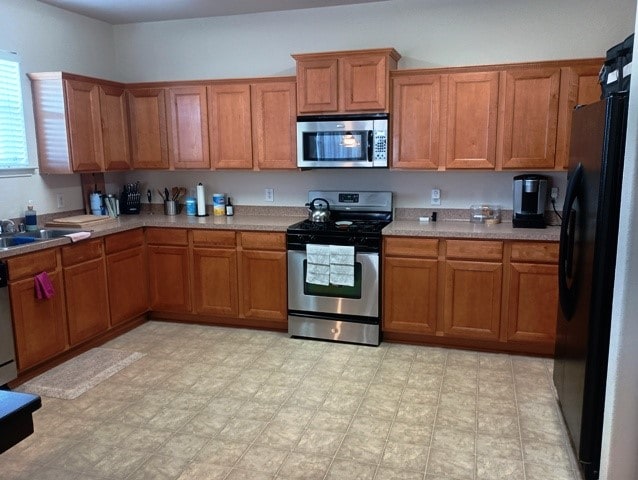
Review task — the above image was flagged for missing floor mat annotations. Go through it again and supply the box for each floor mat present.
[18,347,145,399]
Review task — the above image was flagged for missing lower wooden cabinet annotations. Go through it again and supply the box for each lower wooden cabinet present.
[105,229,148,326]
[506,242,559,353]
[443,259,503,341]
[9,254,67,371]
[382,236,558,354]
[192,230,238,317]
[62,239,110,346]
[239,232,287,324]
[383,237,439,334]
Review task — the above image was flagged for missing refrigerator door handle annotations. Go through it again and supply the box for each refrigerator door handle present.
[558,163,583,320]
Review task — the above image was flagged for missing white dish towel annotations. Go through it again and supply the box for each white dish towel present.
[329,245,355,287]
[306,244,330,286]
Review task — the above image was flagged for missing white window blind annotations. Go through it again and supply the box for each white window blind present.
[0,51,29,169]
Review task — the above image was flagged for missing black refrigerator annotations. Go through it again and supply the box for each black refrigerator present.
[554,92,628,480]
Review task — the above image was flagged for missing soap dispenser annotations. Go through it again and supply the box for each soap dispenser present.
[25,201,37,231]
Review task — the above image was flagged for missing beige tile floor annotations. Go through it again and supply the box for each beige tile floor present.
[0,321,582,480]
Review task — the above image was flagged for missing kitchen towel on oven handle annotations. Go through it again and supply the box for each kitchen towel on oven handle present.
[306,244,330,286]
[329,245,355,287]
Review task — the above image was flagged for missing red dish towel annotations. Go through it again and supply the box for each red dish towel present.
[34,271,55,300]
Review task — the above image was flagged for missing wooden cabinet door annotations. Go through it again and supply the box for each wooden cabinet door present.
[251,81,297,169]
[383,256,438,334]
[167,85,210,169]
[296,58,339,114]
[147,245,191,313]
[556,62,603,169]
[391,74,440,169]
[446,71,499,169]
[64,258,110,346]
[499,67,561,169]
[208,84,253,169]
[10,272,67,371]
[99,85,131,171]
[192,247,238,317]
[341,54,388,112]
[239,250,287,323]
[106,246,148,326]
[127,88,169,169]
[507,262,558,348]
[64,79,104,171]
[444,260,502,340]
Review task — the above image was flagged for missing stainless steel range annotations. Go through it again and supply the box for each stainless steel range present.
[286,190,392,346]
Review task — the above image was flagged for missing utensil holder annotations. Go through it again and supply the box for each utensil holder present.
[164,200,177,216]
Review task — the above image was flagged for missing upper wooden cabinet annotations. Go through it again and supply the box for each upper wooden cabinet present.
[251,81,297,169]
[166,85,210,169]
[391,59,602,171]
[99,85,132,171]
[556,60,604,169]
[28,72,132,173]
[391,74,441,169]
[127,87,169,169]
[208,83,253,169]
[293,48,400,114]
[445,71,499,169]
[497,67,561,169]
[209,79,297,170]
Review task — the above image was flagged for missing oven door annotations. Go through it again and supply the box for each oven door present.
[287,249,379,318]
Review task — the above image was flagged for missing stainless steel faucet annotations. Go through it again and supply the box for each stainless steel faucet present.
[0,220,16,234]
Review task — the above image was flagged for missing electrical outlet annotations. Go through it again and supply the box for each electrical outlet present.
[56,193,64,208]
[431,188,441,206]
[551,187,559,200]
[264,188,274,202]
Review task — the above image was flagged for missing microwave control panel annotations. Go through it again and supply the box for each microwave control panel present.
[373,130,387,161]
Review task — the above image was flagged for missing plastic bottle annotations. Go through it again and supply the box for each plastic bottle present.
[225,197,234,216]
[25,201,37,231]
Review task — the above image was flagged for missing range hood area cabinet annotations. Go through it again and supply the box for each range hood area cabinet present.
[390,59,602,171]
[292,48,400,114]
[28,72,132,174]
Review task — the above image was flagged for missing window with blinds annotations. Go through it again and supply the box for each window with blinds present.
[0,51,29,169]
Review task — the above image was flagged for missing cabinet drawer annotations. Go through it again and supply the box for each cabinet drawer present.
[62,239,104,266]
[446,239,503,260]
[510,242,559,264]
[145,227,188,246]
[240,232,285,251]
[384,237,439,258]
[192,229,236,247]
[7,248,59,281]
[105,228,144,254]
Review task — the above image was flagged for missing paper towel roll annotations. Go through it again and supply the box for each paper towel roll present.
[196,183,206,216]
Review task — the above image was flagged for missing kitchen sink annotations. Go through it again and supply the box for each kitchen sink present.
[0,236,37,249]
[14,229,74,240]
[0,229,75,250]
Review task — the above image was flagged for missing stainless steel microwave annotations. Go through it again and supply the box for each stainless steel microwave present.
[296,114,388,168]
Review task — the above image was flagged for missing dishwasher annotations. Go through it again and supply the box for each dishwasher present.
[0,261,17,386]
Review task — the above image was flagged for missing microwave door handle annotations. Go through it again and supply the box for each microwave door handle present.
[367,131,374,161]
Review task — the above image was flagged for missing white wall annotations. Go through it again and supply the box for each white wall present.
[0,0,635,219]
[600,4,638,478]
[113,0,634,81]
[0,0,117,219]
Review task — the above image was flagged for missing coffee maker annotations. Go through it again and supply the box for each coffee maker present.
[513,174,548,228]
